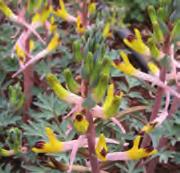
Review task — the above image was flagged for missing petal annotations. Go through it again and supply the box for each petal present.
[134,28,142,40]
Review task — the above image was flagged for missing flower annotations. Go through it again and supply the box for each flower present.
[15,40,35,63]
[0,148,14,157]
[103,83,123,118]
[0,1,44,44]
[141,122,157,134]
[46,73,82,105]
[112,51,137,76]
[0,1,16,19]
[102,22,112,38]
[48,16,57,33]
[32,5,52,25]
[76,15,85,34]
[106,135,157,161]
[32,127,63,153]
[15,44,26,63]
[46,73,70,101]
[92,74,109,103]
[73,112,89,134]
[123,28,150,56]
[147,61,159,75]
[126,135,157,160]
[95,134,108,161]
[63,68,80,94]
[112,52,180,98]
[32,127,118,156]
[53,0,76,22]
[88,2,96,15]
[140,111,168,134]
[12,35,60,77]
[47,33,60,52]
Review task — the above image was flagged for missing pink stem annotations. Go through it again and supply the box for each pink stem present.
[111,118,126,133]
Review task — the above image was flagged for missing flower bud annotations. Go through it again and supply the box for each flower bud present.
[148,5,157,23]
[73,40,83,62]
[81,52,94,80]
[7,128,22,152]
[92,74,109,103]
[8,83,24,110]
[63,69,80,94]
[147,38,160,59]
[46,73,69,101]
[0,148,14,157]
[153,21,164,43]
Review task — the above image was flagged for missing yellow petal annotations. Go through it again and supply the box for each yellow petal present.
[123,29,150,56]
[32,128,63,153]
[46,73,70,101]
[127,135,157,160]
[47,33,60,51]
[103,83,114,111]
[73,113,89,134]
[15,44,26,62]
[59,0,66,11]
[95,134,108,161]
[148,62,159,75]
[134,28,142,40]
[76,15,85,34]
[102,22,110,38]
[88,2,96,14]
[45,127,58,144]
[53,9,68,20]
[112,51,137,76]
[141,121,157,133]
[29,40,35,52]
[0,1,14,17]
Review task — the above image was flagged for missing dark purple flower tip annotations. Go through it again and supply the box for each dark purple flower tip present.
[75,114,83,122]
[127,34,135,42]
[34,141,45,149]
[144,146,154,153]
[100,148,107,157]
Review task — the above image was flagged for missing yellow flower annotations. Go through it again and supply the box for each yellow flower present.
[15,44,26,63]
[102,22,111,38]
[15,40,34,63]
[103,84,114,111]
[32,5,52,24]
[32,127,63,153]
[103,83,123,118]
[140,121,158,134]
[0,1,14,18]
[73,112,89,134]
[53,0,68,21]
[147,61,159,75]
[112,51,137,76]
[123,28,150,56]
[47,33,60,52]
[95,134,108,161]
[49,16,57,33]
[0,148,14,157]
[29,40,35,52]
[127,135,157,160]
[88,2,96,15]
[46,73,69,101]
[76,15,85,34]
